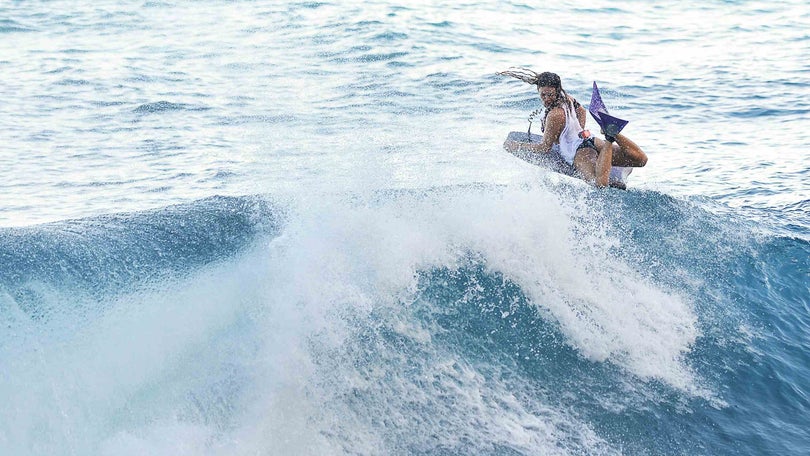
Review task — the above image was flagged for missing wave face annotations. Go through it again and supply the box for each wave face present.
[0,195,280,316]
[1,185,807,455]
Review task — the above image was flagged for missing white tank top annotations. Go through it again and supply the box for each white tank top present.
[557,101,585,165]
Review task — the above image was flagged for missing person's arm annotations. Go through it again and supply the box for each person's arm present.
[536,107,565,153]
[576,104,587,129]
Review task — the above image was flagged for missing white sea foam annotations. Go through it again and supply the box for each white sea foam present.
[272,183,701,389]
[0,179,707,455]
[210,182,703,453]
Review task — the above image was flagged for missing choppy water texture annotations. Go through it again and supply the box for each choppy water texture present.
[1,1,809,455]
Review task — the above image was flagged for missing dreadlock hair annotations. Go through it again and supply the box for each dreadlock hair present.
[498,67,577,132]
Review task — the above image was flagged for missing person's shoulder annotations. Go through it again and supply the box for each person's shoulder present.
[546,106,566,123]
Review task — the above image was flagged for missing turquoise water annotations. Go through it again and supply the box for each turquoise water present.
[1,1,808,454]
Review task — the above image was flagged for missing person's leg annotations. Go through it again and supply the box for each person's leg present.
[572,146,600,185]
[573,138,614,187]
[575,140,633,188]
[586,137,612,187]
[610,133,647,167]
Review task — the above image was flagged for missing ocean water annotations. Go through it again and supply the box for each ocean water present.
[1,0,808,454]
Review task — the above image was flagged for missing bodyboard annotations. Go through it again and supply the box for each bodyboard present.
[503,131,578,177]
[503,130,628,189]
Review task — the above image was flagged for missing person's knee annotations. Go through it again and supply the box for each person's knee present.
[626,145,648,167]
[594,175,609,188]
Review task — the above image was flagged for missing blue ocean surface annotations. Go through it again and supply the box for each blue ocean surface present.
[1,1,808,455]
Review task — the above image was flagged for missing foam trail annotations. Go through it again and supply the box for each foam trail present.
[219,183,701,454]
[266,184,701,390]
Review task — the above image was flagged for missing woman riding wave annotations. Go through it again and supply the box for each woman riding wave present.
[500,68,647,188]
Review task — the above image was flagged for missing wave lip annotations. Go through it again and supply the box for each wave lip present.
[0,195,281,319]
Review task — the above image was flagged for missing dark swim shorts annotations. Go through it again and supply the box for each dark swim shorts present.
[576,137,596,152]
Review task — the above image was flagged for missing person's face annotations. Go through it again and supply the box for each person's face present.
[538,86,557,108]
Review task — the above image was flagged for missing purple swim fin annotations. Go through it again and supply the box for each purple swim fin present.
[589,81,628,137]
